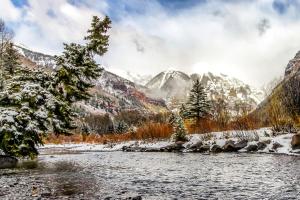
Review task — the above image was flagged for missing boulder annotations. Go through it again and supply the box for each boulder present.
[125,196,142,200]
[246,144,258,152]
[223,140,248,152]
[234,140,248,150]
[257,142,267,150]
[189,141,203,150]
[223,140,237,152]
[161,143,184,152]
[188,141,209,152]
[291,134,300,149]
[189,144,210,153]
[122,146,144,152]
[143,148,161,152]
[198,145,210,152]
[272,142,283,150]
[210,144,222,153]
[261,139,271,144]
[0,155,18,169]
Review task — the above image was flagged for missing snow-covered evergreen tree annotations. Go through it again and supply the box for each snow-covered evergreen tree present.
[81,122,91,135]
[168,113,188,142]
[185,79,211,121]
[54,43,102,103]
[85,16,111,56]
[0,68,59,158]
[2,42,20,77]
[0,16,111,158]
[179,104,189,119]
[115,120,129,134]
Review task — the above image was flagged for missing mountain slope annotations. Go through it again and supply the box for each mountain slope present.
[253,50,300,124]
[146,70,192,100]
[16,45,56,69]
[145,70,264,113]
[15,46,167,115]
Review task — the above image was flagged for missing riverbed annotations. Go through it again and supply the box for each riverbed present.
[0,151,299,199]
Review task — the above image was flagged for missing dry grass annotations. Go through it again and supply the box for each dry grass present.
[185,119,219,134]
[44,122,173,144]
[185,117,255,134]
[44,114,267,145]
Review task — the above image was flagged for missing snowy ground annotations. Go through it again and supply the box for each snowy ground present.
[40,128,300,156]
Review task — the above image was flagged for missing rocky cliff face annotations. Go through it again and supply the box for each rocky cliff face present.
[284,51,300,77]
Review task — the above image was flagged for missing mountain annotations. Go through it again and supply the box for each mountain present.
[15,46,167,115]
[284,50,300,77]
[83,70,166,115]
[146,70,192,101]
[108,68,153,86]
[254,50,300,123]
[145,70,264,114]
[16,45,56,69]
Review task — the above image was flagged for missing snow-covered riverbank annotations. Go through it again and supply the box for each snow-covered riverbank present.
[41,128,300,156]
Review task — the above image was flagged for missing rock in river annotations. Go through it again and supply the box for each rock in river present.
[210,144,222,153]
[223,140,248,152]
[234,140,248,150]
[0,155,18,169]
[291,134,300,149]
[246,144,258,152]
[160,142,185,152]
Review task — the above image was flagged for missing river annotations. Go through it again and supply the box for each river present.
[0,151,299,199]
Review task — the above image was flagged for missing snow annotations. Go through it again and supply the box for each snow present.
[107,67,152,86]
[261,133,294,154]
[146,70,264,114]
[41,128,299,156]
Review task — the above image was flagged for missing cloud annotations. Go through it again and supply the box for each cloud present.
[103,0,300,87]
[132,38,145,53]
[2,0,300,88]
[257,18,271,36]
[0,0,22,21]
[5,0,107,54]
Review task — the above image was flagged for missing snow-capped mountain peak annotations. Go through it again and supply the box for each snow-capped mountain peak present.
[107,68,152,86]
[146,70,191,90]
[146,70,264,113]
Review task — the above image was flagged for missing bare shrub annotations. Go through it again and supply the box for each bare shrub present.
[234,131,259,142]
[267,94,296,134]
[45,122,173,144]
[201,132,213,141]
[222,131,231,139]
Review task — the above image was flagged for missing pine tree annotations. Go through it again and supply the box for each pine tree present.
[179,104,189,119]
[85,16,111,56]
[168,113,187,142]
[52,15,111,133]
[115,120,129,134]
[54,43,102,103]
[185,79,211,121]
[2,42,20,77]
[0,68,59,158]
[0,16,112,158]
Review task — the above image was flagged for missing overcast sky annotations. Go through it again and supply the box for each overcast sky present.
[1,0,300,87]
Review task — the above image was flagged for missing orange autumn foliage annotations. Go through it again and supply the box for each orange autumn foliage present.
[44,122,173,144]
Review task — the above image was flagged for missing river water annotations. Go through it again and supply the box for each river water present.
[0,151,300,200]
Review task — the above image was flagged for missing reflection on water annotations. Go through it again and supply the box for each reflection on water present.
[1,152,300,199]
[18,160,40,169]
